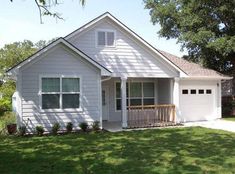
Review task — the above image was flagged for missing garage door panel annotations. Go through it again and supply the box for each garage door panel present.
[179,81,216,122]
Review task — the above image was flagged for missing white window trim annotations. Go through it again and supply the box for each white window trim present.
[114,81,155,112]
[95,29,116,48]
[39,74,82,113]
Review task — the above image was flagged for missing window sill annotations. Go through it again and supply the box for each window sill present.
[40,108,82,113]
[96,45,116,49]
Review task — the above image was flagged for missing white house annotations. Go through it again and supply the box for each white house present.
[7,12,231,132]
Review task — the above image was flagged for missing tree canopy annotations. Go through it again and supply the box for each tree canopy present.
[144,0,235,73]
[0,40,37,78]
[0,39,54,114]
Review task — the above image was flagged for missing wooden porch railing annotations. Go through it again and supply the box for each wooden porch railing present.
[127,104,176,128]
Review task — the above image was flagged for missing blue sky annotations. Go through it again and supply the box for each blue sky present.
[0,0,186,57]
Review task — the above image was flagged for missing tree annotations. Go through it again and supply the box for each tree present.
[10,0,86,23]
[0,40,37,78]
[144,0,235,74]
[0,40,53,114]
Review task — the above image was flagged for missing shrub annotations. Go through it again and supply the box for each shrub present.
[66,122,73,133]
[35,126,44,136]
[0,99,11,116]
[92,121,100,131]
[18,126,26,136]
[51,122,60,135]
[79,122,88,132]
[0,80,16,115]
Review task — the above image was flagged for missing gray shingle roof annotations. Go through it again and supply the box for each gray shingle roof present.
[159,50,230,78]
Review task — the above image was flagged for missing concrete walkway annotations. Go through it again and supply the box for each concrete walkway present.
[103,119,235,133]
[184,119,235,133]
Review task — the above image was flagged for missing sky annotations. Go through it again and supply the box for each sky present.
[0,0,187,57]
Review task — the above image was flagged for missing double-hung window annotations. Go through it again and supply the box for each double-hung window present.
[41,77,80,110]
[97,30,115,47]
[115,82,155,111]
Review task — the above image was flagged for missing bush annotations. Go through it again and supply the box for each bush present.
[79,122,88,132]
[0,80,16,115]
[92,121,100,131]
[18,126,26,136]
[0,99,11,116]
[66,122,73,133]
[35,126,44,136]
[51,122,60,135]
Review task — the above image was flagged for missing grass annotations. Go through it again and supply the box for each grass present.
[0,127,235,173]
[223,117,235,122]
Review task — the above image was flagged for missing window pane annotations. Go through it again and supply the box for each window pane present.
[62,78,80,92]
[98,31,105,46]
[182,89,188,94]
[206,89,212,94]
[126,82,129,98]
[42,94,60,109]
[62,94,80,108]
[144,98,154,105]
[199,89,204,94]
[102,90,105,106]
[107,32,114,46]
[116,82,121,98]
[130,83,142,97]
[191,89,196,94]
[130,99,142,106]
[116,99,121,110]
[42,78,60,92]
[143,82,154,97]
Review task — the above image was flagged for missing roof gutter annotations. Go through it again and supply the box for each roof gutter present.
[181,76,233,80]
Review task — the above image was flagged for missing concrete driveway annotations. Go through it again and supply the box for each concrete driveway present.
[184,119,235,133]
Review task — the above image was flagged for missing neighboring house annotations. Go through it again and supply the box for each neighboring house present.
[6,12,231,132]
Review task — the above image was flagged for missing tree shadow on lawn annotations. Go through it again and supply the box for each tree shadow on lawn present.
[0,127,235,174]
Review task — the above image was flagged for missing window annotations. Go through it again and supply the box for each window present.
[41,77,80,110]
[97,30,115,46]
[198,89,204,94]
[115,82,155,111]
[206,89,212,94]
[182,89,188,94]
[102,90,105,106]
[190,89,196,94]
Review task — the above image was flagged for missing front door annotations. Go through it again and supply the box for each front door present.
[102,86,109,121]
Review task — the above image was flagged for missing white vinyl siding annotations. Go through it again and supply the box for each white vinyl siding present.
[20,44,101,132]
[70,19,178,78]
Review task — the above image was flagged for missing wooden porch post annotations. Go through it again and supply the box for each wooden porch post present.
[173,78,180,123]
[121,77,127,128]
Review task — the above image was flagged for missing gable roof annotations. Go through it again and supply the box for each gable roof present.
[65,12,187,77]
[6,12,231,80]
[6,38,111,76]
[159,50,232,79]
[65,12,230,80]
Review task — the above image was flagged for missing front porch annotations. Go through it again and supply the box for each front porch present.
[103,104,177,131]
[101,77,180,129]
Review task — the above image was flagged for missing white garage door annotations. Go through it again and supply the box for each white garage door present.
[179,81,217,122]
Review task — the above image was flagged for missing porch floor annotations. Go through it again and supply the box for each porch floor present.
[103,121,122,132]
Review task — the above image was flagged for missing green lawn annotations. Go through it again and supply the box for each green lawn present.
[0,127,235,174]
[223,117,235,121]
